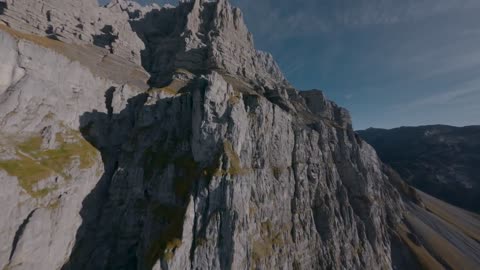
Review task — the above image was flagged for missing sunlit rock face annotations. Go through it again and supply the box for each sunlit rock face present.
[0,1,440,270]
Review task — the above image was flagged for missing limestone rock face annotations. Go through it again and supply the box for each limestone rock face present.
[0,1,426,270]
[0,23,147,270]
[0,0,285,89]
[0,0,146,63]
[55,71,403,270]
[126,0,287,89]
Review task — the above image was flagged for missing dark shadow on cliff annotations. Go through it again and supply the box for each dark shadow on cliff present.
[0,1,7,15]
[61,90,148,270]
[92,25,119,54]
[127,1,216,88]
[62,80,236,269]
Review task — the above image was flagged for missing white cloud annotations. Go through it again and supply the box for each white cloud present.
[394,80,480,111]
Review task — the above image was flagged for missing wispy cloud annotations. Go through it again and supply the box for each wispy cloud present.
[232,0,480,43]
[394,80,480,111]
[127,0,480,128]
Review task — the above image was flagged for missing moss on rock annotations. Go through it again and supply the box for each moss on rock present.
[0,130,98,198]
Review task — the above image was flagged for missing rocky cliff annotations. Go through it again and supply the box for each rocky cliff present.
[0,1,478,270]
[358,125,480,213]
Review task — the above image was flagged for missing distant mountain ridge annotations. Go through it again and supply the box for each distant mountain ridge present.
[358,125,480,213]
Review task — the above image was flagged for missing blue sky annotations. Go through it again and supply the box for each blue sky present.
[99,0,480,129]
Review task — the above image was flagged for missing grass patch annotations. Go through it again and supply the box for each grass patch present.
[419,191,480,242]
[271,166,283,180]
[251,221,285,263]
[195,237,207,247]
[148,78,188,96]
[223,141,250,176]
[0,24,149,88]
[175,68,193,76]
[173,156,199,200]
[46,197,61,210]
[143,147,170,180]
[0,130,98,198]
[228,92,242,106]
[397,223,444,270]
[141,145,202,266]
[0,24,66,52]
[405,212,478,270]
[145,203,186,267]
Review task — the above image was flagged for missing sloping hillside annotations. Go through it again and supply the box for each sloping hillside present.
[358,125,480,212]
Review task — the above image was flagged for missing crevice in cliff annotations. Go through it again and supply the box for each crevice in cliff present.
[104,86,116,119]
[62,78,222,268]
[390,229,423,270]
[290,128,301,243]
[8,208,37,263]
[62,92,150,270]
[92,25,118,54]
[0,1,6,15]
[128,5,185,87]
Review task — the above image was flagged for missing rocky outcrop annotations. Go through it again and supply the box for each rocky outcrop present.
[0,0,148,63]
[53,69,403,269]
[358,125,480,213]
[125,0,287,89]
[0,19,149,269]
[2,0,467,270]
[0,0,286,90]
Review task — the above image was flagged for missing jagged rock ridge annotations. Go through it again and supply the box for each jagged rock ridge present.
[1,1,478,270]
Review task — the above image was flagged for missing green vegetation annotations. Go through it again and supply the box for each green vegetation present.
[0,130,98,198]
[143,147,170,180]
[143,144,200,199]
[148,77,189,96]
[195,237,208,247]
[164,238,182,261]
[142,145,200,266]
[397,224,444,270]
[142,139,253,266]
[421,195,480,243]
[271,166,283,180]
[148,86,179,95]
[175,68,194,76]
[0,24,66,54]
[251,221,285,263]
[173,156,199,200]
[405,214,478,270]
[145,203,186,267]
[292,260,302,270]
[0,156,53,198]
[228,92,242,106]
[46,198,61,210]
[223,141,250,176]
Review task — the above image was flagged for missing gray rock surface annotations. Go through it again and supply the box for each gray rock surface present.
[0,1,456,270]
[0,20,145,270]
[0,0,147,64]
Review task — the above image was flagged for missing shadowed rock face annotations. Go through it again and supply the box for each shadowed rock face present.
[55,71,405,269]
[126,0,287,90]
[0,1,6,15]
[5,0,478,270]
[358,125,480,213]
[0,0,145,63]
[92,25,119,53]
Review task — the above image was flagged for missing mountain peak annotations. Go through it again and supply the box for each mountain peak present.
[134,0,287,88]
[0,0,287,89]
[3,1,480,270]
